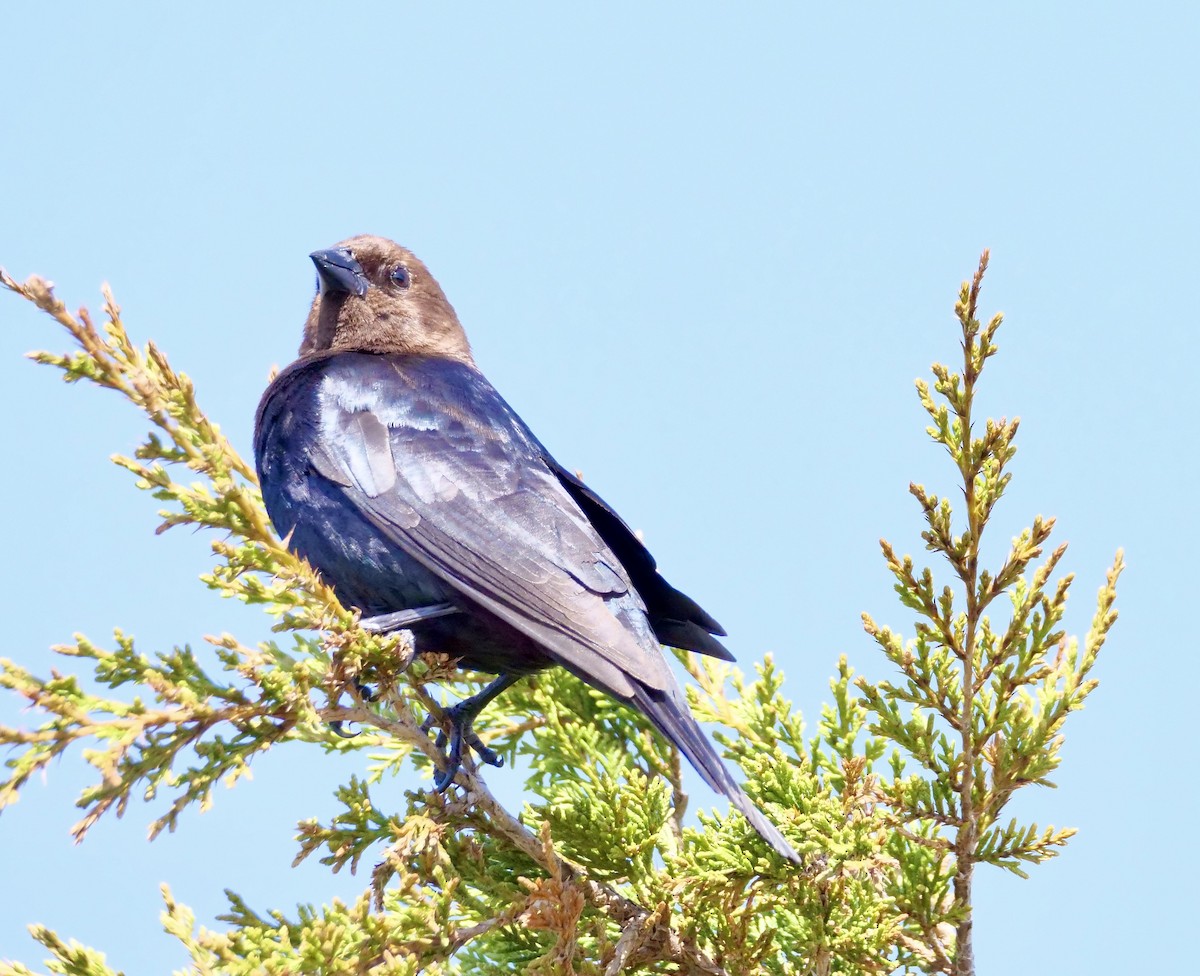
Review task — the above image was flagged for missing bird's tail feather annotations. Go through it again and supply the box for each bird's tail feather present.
[630,680,801,865]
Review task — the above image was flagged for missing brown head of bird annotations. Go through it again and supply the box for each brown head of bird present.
[299,234,474,365]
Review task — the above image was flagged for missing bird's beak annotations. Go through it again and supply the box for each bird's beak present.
[310,248,368,297]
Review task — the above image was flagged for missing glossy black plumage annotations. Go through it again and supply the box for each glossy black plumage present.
[254,236,799,863]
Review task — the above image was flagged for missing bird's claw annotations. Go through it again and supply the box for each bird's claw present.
[330,720,359,739]
[327,679,378,738]
[422,701,504,791]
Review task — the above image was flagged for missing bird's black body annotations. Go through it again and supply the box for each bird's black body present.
[256,353,730,682]
[254,237,799,863]
[258,354,547,675]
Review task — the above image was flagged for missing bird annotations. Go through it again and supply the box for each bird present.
[253,235,800,864]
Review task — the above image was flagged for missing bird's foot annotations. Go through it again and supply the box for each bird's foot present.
[420,673,520,791]
[421,701,504,791]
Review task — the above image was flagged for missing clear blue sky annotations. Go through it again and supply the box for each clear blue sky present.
[1,4,1192,972]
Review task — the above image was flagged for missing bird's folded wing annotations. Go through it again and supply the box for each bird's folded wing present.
[310,384,672,698]
[545,458,734,661]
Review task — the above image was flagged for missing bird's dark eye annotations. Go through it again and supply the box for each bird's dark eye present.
[391,266,411,289]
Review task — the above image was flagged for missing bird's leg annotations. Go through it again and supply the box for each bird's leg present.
[360,602,460,634]
[422,673,521,791]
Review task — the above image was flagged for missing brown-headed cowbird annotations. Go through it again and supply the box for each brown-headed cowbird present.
[254,235,799,863]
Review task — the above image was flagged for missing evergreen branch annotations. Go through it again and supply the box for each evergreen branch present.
[0,267,349,638]
[858,252,1123,976]
[0,927,123,976]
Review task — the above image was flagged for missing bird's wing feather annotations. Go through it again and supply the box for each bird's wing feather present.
[545,459,734,660]
[311,360,673,698]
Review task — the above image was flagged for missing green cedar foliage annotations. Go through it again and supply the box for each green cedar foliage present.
[0,254,1121,975]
